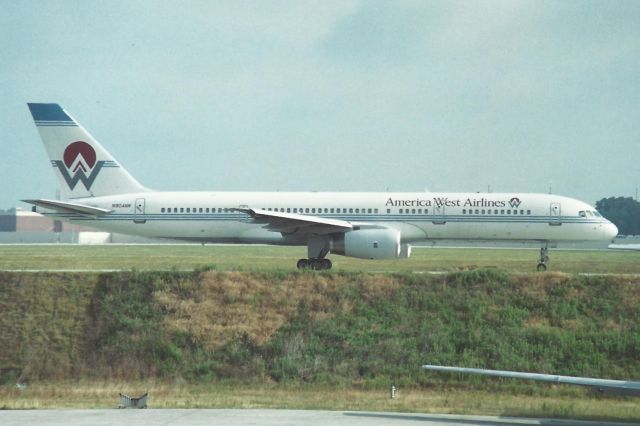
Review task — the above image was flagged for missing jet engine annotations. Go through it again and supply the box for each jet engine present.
[330,228,411,259]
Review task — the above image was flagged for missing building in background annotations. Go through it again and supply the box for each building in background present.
[0,208,159,243]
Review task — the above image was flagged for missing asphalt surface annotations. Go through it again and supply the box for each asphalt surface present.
[0,410,634,426]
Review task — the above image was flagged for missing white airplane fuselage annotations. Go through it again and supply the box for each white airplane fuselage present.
[54,191,616,245]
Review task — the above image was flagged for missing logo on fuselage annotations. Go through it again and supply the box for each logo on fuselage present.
[509,197,522,208]
[54,141,105,190]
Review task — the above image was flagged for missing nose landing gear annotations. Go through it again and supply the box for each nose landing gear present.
[536,244,550,271]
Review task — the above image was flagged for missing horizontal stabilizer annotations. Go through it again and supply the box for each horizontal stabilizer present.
[22,199,112,216]
[422,364,640,397]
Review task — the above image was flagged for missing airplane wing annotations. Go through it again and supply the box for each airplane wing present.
[22,199,112,216]
[232,207,353,235]
[422,365,640,397]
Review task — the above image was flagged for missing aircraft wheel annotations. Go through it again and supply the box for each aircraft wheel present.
[298,258,332,271]
[536,263,547,272]
[322,258,332,270]
[309,258,323,271]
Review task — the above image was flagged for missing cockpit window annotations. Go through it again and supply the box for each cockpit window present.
[593,210,603,217]
[578,211,586,218]
[586,211,594,217]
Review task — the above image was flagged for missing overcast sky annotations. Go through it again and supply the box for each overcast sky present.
[2,0,639,209]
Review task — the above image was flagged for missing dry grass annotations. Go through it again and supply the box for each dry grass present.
[156,272,400,349]
[1,381,639,421]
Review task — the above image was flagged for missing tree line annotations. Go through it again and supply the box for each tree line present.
[596,197,640,236]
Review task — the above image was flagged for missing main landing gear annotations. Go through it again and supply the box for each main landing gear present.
[537,244,550,272]
[297,258,332,270]
[298,236,333,270]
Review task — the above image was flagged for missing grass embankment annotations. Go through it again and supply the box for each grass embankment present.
[0,269,639,420]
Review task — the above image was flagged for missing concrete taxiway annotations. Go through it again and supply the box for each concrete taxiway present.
[0,409,633,426]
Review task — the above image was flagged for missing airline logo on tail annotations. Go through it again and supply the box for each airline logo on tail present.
[53,141,106,190]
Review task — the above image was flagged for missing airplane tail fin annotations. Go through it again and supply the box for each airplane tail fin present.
[27,103,148,199]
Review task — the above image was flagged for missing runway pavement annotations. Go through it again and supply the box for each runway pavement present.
[0,409,633,426]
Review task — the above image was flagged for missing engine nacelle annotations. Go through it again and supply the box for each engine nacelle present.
[330,228,405,259]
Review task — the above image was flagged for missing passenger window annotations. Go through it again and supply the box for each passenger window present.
[161,208,165,213]
[475,209,479,214]
[527,210,531,215]
[325,208,329,213]
[412,209,416,214]
[368,208,372,214]
[399,209,403,214]
[507,210,511,215]
[462,209,466,214]
[355,208,360,214]
[481,209,485,214]
[520,210,524,215]
[287,208,291,213]
[305,208,309,213]
[330,208,334,213]
[387,209,391,214]
[349,208,353,213]
[375,209,379,214]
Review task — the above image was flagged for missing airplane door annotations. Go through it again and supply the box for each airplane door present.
[549,202,561,226]
[432,205,446,225]
[134,198,146,224]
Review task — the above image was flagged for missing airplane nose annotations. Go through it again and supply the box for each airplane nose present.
[604,222,618,240]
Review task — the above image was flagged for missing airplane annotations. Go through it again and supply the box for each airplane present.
[422,364,640,397]
[23,103,618,270]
